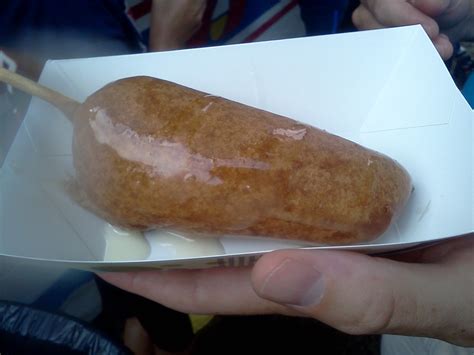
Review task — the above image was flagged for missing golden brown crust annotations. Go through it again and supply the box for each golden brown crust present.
[73,76,412,244]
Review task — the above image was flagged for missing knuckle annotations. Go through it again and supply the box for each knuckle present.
[352,7,363,27]
[341,268,399,334]
[129,272,145,293]
[187,271,212,312]
[341,282,397,334]
[364,0,378,11]
[371,2,388,22]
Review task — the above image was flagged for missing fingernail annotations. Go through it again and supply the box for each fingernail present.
[258,258,325,307]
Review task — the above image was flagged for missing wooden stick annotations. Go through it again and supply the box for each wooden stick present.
[0,67,80,119]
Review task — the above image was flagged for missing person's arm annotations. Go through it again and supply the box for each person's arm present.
[101,235,474,347]
[148,0,207,51]
[352,0,474,60]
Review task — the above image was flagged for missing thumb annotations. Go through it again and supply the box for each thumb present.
[251,249,468,343]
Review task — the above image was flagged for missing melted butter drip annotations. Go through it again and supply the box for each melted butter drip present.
[103,225,151,261]
[89,108,270,185]
[146,230,225,259]
[272,127,307,140]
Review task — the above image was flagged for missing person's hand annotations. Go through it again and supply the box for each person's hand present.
[101,235,474,347]
[352,0,474,60]
[148,0,207,51]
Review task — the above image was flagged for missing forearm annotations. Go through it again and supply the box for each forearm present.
[148,0,181,51]
[148,0,206,52]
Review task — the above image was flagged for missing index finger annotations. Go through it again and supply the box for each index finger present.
[360,0,440,38]
[99,267,291,316]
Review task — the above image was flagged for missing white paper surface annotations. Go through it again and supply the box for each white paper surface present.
[0,26,472,268]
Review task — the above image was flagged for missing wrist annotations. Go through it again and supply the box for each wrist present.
[148,22,186,51]
[149,36,184,51]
